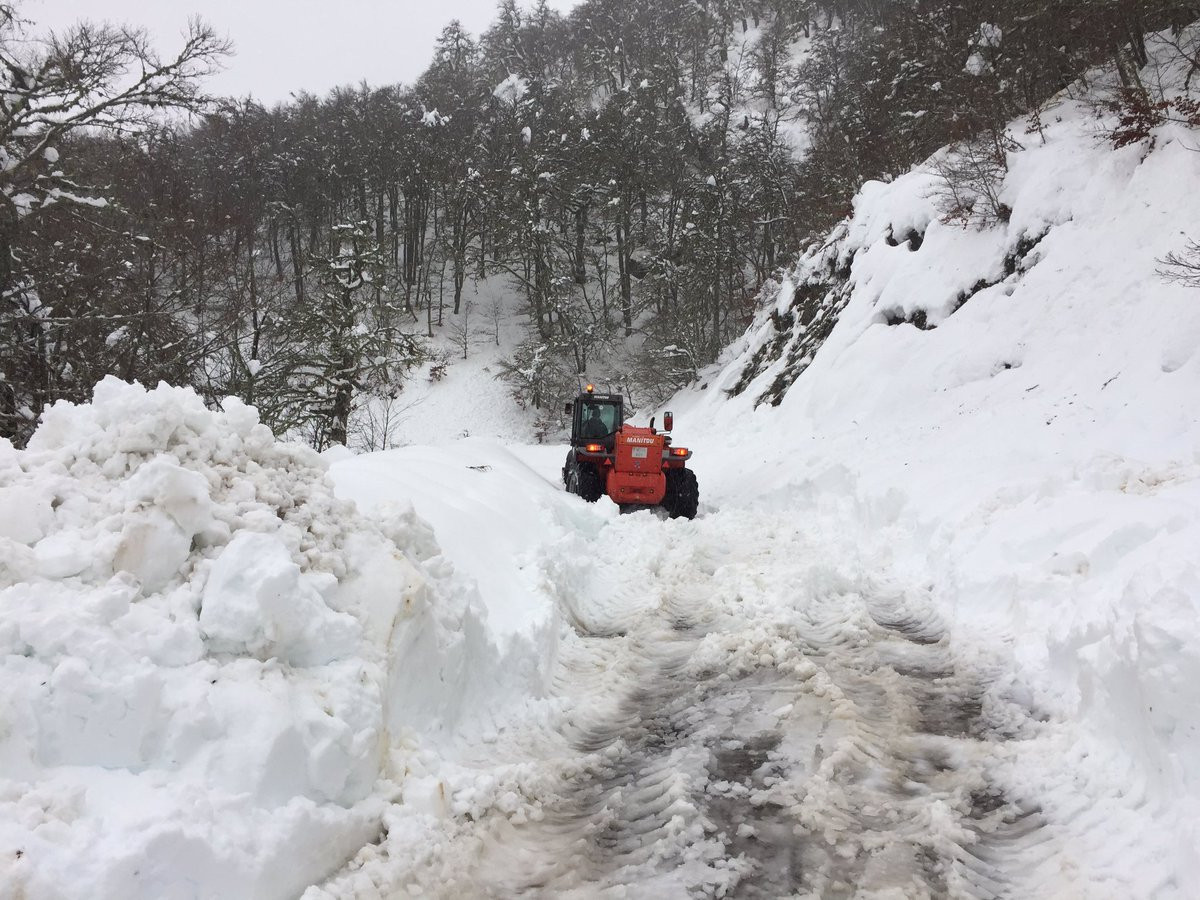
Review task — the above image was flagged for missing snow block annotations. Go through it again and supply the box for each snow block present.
[112,510,192,593]
[199,532,360,666]
[0,485,53,545]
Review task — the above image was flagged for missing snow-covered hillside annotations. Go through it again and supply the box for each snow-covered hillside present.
[668,63,1200,879]
[347,275,542,451]
[3,28,1199,900]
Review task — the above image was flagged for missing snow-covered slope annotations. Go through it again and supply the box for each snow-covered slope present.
[348,275,541,451]
[666,73,1200,876]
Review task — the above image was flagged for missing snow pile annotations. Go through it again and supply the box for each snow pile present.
[0,378,498,899]
[198,531,359,665]
[670,55,1200,879]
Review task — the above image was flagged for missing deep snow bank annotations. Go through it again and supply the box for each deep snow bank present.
[328,441,584,755]
[0,379,502,899]
[671,61,1200,877]
[330,441,565,641]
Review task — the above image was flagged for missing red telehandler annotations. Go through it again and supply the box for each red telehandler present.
[561,385,699,519]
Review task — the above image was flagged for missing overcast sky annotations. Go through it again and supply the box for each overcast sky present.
[28,0,578,105]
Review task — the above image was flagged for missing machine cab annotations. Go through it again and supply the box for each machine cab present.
[567,387,623,448]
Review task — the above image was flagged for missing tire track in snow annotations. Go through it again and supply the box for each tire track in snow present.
[309,508,1127,899]
[442,513,1064,899]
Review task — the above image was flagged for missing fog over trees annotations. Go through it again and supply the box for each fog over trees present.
[2,0,1198,447]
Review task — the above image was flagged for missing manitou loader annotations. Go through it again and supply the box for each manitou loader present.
[561,385,699,519]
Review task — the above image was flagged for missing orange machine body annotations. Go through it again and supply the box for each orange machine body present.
[606,426,667,505]
[573,425,692,506]
[563,390,696,517]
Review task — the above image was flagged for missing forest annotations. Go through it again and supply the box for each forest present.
[3,0,1198,448]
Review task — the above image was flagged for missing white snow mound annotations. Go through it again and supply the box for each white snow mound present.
[0,377,494,899]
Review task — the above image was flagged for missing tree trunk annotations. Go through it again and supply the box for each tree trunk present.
[329,284,354,447]
[0,195,19,440]
[452,199,468,314]
[616,206,633,337]
[288,225,305,304]
[574,204,587,285]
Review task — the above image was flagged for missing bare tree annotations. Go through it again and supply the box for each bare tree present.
[448,299,474,359]
[485,295,506,346]
[0,11,228,231]
[931,131,1021,227]
[0,8,229,442]
[352,390,423,452]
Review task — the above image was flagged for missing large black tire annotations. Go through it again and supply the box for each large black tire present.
[662,467,699,519]
[577,464,605,503]
[567,461,605,503]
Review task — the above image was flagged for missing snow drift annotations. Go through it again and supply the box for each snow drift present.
[0,378,507,899]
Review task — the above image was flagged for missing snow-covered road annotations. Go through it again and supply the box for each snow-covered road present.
[455,521,1045,899]
[309,477,1130,899]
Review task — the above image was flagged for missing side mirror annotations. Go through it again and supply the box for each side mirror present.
[649,416,656,430]
[564,401,573,415]
[664,411,673,431]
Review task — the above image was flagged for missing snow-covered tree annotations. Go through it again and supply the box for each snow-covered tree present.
[304,222,423,448]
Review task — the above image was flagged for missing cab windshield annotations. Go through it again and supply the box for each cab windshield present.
[579,401,620,440]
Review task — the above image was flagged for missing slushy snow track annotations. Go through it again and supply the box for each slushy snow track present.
[309,497,1145,899]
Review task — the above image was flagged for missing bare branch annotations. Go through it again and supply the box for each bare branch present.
[1158,238,1200,288]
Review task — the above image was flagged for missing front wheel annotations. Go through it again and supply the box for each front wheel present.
[662,467,699,519]
[577,464,605,503]
[566,461,605,503]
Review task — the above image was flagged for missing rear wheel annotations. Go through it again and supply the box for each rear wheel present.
[662,467,699,519]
